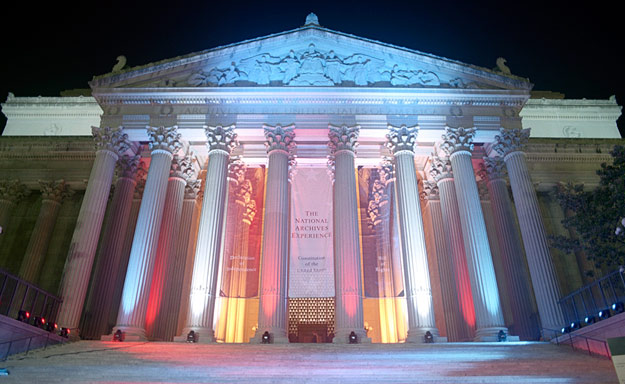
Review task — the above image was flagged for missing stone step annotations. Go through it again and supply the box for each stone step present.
[1,340,618,383]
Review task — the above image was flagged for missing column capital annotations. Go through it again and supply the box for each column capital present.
[328,124,359,154]
[117,154,142,179]
[429,154,453,183]
[479,157,507,181]
[170,155,194,181]
[421,180,440,201]
[0,180,29,203]
[92,126,131,157]
[263,124,296,154]
[386,124,419,154]
[39,179,72,203]
[205,124,238,154]
[492,127,530,157]
[147,125,183,154]
[440,126,476,156]
[184,179,202,200]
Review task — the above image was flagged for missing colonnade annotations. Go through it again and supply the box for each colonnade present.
[4,123,566,343]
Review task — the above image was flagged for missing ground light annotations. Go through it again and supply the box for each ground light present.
[598,309,611,320]
[46,322,57,333]
[570,321,581,331]
[59,328,70,338]
[612,302,624,314]
[186,330,197,343]
[33,316,46,329]
[561,325,571,334]
[424,331,433,343]
[17,310,29,323]
[498,330,507,342]
[584,315,596,325]
[262,331,271,344]
[349,331,358,344]
[114,329,124,342]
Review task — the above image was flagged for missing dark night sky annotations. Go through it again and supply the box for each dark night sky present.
[1,0,623,135]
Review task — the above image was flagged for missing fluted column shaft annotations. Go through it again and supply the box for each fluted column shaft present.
[182,150,230,342]
[333,148,368,343]
[486,176,538,339]
[256,149,290,342]
[176,197,201,337]
[115,149,175,339]
[448,150,506,340]
[437,178,476,341]
[504,151,564,330]
[393,152,438,341]
[149,174,186,340]
[427,197,464,341]
[19,196,63,283]
[81,175,136,339]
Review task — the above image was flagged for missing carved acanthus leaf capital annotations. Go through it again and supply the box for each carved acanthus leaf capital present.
[440,126,476,156]
[492,127,531,157]
[264,124,296,155]
[39,180,72,203]
[0,180,29,203]
[422,180,440,200]
[170,155,195,180]
[205,125,238,153]
[92,126,131,156]
[147,125,183,154]
[184,179,202,200]
[386,124,419,154]
[429,154,453,182]
[117,154,141,179]
[479,157,507,181]
[328,124,360,154]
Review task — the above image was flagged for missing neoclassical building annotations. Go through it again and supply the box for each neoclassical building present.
[0,14,622,343]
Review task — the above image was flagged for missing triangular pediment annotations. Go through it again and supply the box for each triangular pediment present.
[90,23,531,91]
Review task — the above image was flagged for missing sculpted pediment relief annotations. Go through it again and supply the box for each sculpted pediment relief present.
[93,25,529,91]
[181,43,481,89]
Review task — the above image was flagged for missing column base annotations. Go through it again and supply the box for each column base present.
[332,328,371,344]
[174,327,216,344]
[250,328,289,344]
[405,328,446,343]
[474,327,518,342]
[106,326,148,341]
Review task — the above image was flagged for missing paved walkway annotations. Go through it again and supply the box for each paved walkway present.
[0,340,619,383]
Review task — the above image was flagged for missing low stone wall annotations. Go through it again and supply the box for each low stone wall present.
[0,314,67,359]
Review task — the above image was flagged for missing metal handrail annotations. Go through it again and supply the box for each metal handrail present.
[0,329,66,361]
[541,328,611,359]
[0,268,62,324]
[557,266,625,325]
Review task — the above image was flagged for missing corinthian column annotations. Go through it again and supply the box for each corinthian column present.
[440,126,507,341]
[81,155,141,340]
[0,180,28,234]
[328,124,370,344]
[114,126,182,340]
[180,125,237,343]
[386,124,439,342]
[57,126,130,333]
[478,157,538,340]
[254,124,295,343]
[493,128,565,332]
[148,155,193,340]
[429,156,475,341]
[20,180,71,283]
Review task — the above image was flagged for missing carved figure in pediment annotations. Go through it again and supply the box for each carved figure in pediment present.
[299,43,325,74]
[390,64,440,86]
[280,50,300,83]
[251,55,272,85]
[343,54,384,85]
[324,50,342,84]
[221,62,244,85]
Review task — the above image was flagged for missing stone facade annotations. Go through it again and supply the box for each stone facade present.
[0,14,622,343]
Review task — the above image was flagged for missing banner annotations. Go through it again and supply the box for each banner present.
[220,166,265,298]
[288,167,335,298]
